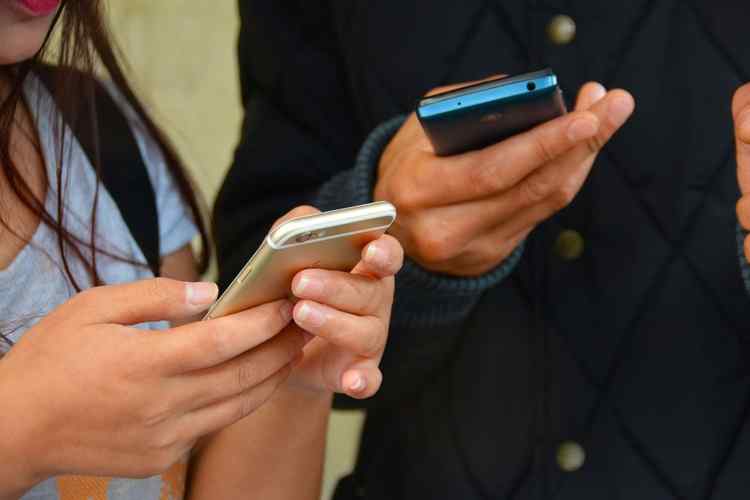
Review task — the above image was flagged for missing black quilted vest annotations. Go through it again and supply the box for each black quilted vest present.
[317,1,750,499]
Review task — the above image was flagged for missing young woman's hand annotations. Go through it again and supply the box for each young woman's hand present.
[271,207,404,400]
[734,82,750,261]
[0,278,307,497]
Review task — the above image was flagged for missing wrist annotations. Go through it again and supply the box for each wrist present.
[0,365,48,498]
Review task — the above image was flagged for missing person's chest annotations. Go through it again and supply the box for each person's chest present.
[0,82,160,344]
[0,100,47,271]
[328,0,750,147]
[329,0,750,296]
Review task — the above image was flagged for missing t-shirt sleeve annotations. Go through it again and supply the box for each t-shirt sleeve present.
[103,82,199,257]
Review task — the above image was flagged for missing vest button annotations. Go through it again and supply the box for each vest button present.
[557,441,586,472]
[553,229,585,261]
[547,14,576,45]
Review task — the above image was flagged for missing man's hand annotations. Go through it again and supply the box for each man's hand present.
[264,207,403,400]
[734,83,750,263]
[375,79,635,276]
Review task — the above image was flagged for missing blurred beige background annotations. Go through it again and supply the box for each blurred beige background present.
[107,2,364,499]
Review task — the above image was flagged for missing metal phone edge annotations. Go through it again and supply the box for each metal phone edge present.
[267,201,396,247]
[417,70,559,120]
[203,202,397,321]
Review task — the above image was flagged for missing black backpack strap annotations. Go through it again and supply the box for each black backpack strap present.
[36,66,161,276]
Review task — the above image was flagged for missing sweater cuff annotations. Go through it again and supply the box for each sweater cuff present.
[314,115,406,211]
[314,115,525,327]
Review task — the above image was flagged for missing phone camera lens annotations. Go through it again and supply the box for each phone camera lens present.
[294,230,327,243]
[527,82,537,91]
[295,232,314,243]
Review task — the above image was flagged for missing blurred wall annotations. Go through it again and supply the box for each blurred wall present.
[107,2,363,499]
[108,1,241,200]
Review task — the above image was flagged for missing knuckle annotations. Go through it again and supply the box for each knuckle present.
[551,189,573,210]
[556,181,578,208]
[235,390,268,422]
[68,287,98,311]
[414,231,458,264]
[235,361,259,393]
[585,134,606,154]
[206,322,232,360]
[339,278,371,312]
[147,277,178,306]
[520,173,555,206]
[531,134,556,164]
[467,158,502,195]
[259,302,291,335]
[361,322,387,358]
[236,398,255,422]
[390,182,423,213]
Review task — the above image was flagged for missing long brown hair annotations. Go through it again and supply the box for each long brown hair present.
[0,1,210,346]
[1,1,210,284]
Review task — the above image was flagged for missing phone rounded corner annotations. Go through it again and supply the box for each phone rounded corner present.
[265,230,281,247]
[384,202,398,224]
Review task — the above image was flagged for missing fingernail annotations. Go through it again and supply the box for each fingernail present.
[589,83,607,102]
[365,244,389,269]
[295,302,327,328]
[279,301,294,323]
[607,94,634,127]
[349,375,366,393]
[293,275,324,297]
[567,116,599,141]
[186,282,218,306]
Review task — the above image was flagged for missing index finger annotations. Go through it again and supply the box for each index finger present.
[352,235,404,279]
[412,104,602,206]
[65,278,218,327]
[733,84,750,195]
[146,299,294,375]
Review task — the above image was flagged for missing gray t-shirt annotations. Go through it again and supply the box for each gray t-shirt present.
[2,75,197,500]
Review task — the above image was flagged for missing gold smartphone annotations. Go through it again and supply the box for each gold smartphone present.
[204,201,397,320]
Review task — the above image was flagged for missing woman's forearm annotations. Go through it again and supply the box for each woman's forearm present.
[0,371,46,500]
[188,386,333,500]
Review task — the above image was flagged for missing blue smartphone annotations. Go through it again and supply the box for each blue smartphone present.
[417,68,566,156]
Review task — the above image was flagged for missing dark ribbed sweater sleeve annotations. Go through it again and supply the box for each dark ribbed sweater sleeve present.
[314,115,525,328]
